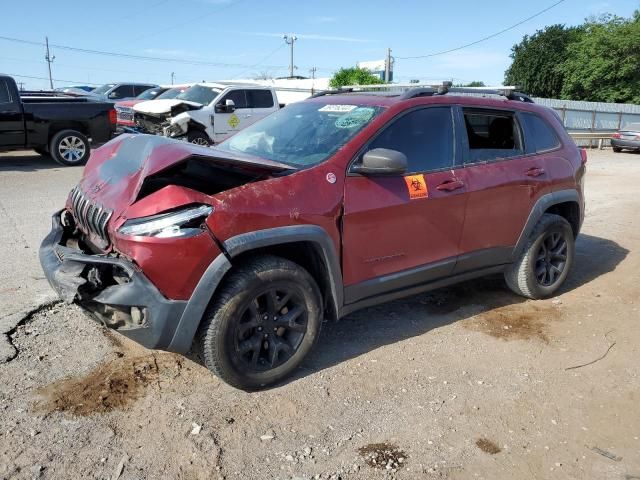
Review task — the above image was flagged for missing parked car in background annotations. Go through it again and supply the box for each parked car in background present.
[133,83,279,145]
[40,84,586,389]
[90,82,158,102]
[612,123,640,152]
[55,85,95,96]
[115,85,190,128]
[58,85,94,93]
[0,74,116,165]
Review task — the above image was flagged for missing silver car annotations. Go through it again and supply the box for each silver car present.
[612,122,640,152]
[89,82,158,102]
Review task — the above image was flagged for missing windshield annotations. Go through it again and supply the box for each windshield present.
[136,88,165,100]
[175,85,221,105]
[217,102,384,168]
[157,86,188,100]
[92,83,116,95]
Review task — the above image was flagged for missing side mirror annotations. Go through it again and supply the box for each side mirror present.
[215,99,236,113]
[351,148,408,176]
[108,92,118,99]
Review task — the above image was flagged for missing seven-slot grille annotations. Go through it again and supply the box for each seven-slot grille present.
[69,185,113,243]
[115,106,134,122]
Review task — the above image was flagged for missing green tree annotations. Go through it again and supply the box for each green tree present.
[329,67,384,89]
[455,81,486,87]
[561,13,640,103]
[505,24,583,98]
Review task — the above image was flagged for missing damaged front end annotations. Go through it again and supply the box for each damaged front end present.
[134,102,202,138]
[39,209,187,349]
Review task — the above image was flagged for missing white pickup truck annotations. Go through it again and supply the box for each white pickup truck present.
[132,83,280,145]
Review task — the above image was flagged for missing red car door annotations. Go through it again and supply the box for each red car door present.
[342,106,467,304]
[454,107,548,273]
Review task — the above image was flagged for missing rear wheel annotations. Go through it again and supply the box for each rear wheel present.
[198,255,323,390]
[186,130,212,146]
[50,130,90,166]
[612,147,622,153]
[505,213,575,299]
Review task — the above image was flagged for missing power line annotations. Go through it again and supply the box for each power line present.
[396,0,566,60]
[232,43,287,79]
[5,73,101,86]
[0,34,288,70]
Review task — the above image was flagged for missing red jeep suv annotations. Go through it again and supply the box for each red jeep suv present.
[40,85,586,390]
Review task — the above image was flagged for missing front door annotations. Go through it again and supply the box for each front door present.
[342,106,467,304]
[213,89,250,143]
[0,78,25,148]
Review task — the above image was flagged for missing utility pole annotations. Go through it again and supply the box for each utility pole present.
[45,36,55,89]
[384,47,392,83]
[309,67,317,95]
[283,34,298,78]
[171,72,175,85]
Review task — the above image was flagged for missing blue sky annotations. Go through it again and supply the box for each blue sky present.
[1,0,637,89]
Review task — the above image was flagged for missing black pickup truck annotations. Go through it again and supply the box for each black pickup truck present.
[0,75,116,166]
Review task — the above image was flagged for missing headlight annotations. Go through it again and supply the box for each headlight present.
[118,205,213,238]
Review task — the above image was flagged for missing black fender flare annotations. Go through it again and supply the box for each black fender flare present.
[166,225,344,354]
[223,225,344,316]
[511,189,582,262]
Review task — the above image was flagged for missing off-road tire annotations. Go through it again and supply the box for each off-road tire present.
[505,213,575,299]
[612,147,622,153]
[49,129,90,166]
[198,255,323,391]
[186,130,212,146]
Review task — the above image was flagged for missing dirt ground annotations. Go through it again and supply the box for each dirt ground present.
[0,149,638,480]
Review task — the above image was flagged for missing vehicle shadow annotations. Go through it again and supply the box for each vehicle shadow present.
[289,232,629,383]
[0,152,77,172]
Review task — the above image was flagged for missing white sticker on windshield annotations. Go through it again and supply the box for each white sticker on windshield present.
[319,104,357,113]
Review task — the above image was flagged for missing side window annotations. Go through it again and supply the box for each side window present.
[463,109,523,163]
[110,85,133,99]
[365,107,454,173]
[133,85,152,96]
[521,112,560,153]
[0,80,12,103]
[247,89,274,108]
[220,90,248,109]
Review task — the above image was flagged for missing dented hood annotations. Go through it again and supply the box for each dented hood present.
[76,134,292,219]
[133,98,202,115]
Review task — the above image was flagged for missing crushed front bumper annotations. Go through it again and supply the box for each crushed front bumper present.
[39,210,187,350]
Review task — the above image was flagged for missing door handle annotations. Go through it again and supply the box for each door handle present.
[244,114,252,118]
[525,167,545,177]
[436,179,465,191]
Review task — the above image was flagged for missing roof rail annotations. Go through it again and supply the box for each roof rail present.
[335,82,534,103]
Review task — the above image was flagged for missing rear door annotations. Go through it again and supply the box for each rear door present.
[0,78,25,147]
[454,107,548,273]
[246,89,276,127]
[212,89,250,142]
[342,106,467,304]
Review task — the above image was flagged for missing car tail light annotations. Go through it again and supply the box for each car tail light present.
[580,148,587,164]
[612,133,621,139]
[109,109,117,125]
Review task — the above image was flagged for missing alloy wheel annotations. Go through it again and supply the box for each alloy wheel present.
[535,231,568,287]
[58,135,86,163]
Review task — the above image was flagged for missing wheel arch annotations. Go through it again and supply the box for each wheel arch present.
[48,123,89,142]
[166,225,343,354]
[512,189,582,262]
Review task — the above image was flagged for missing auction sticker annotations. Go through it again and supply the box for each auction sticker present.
[228,114,240,128]
[319,104,357,113]
[404,174,428,199]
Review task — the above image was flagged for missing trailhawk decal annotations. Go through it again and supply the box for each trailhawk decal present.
[404,174,428,199]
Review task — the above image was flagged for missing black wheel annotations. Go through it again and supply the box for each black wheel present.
[187,130,212,146]
[612,147,622,153]
[199,255,323,390]
[505,213,575,299]
[50,130,90,166]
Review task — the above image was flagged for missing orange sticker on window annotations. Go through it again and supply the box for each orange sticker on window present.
[404,174,428,199]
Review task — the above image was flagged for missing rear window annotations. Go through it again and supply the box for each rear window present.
[247,89,274,108]
[463,109,523,163]
[521,112,560,153]
[0,80,11,103]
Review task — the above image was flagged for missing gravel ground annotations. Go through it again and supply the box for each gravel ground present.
[0,149,638,480]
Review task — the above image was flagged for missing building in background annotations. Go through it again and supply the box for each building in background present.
[357,60,393,82]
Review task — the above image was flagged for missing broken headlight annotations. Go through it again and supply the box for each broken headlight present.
[118,205,213,238]
[164,123,184,138]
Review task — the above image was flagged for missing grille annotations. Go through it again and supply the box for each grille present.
[117,111,134,122]
[69,185,113,244]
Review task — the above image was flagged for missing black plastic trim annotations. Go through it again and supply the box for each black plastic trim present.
[223,225,344,316]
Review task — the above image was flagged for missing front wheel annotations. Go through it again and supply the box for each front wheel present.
[50,130,90,166]
[198,255,323,390]
[505,213,575,299]
[186,130,212,146]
